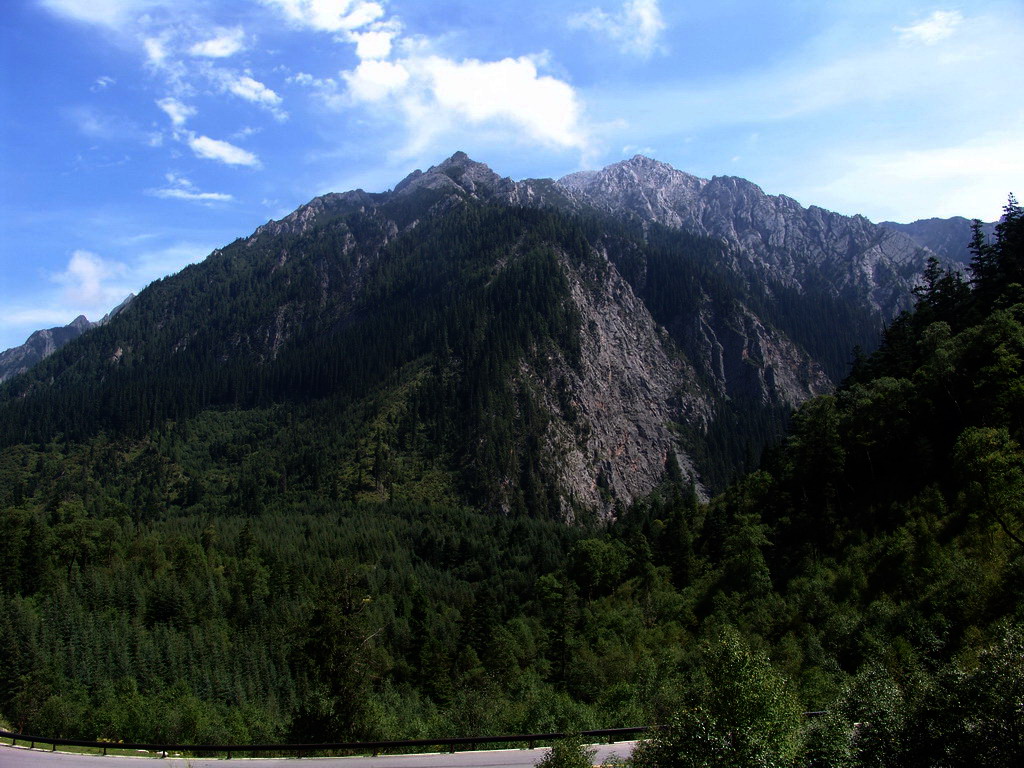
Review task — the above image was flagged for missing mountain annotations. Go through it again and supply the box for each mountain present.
[0,154,938,511]
[881,215,998,264]
[1,158,1019,755]
[0,294,135,384]
[0,315,94,383]
[559,156,935,321]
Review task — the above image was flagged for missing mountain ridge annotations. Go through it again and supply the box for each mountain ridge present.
[0,153,956,508]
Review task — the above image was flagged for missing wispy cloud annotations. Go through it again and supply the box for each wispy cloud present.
[69,105,133,139]
[90,75,115,91]
[2,241,213,337]
[570,0,666,58]
[39,0,168,30]
[189,27,245,58]
[52,249,129,306]
[262,0,385,33]
[153,96,261,168]
[604,11,1012,132]
[219,72,287,119]
[187,134,261,166]
[147,173,233,203]
[144,35,169,65]
[156,97,196,126]
[895,10,964,45]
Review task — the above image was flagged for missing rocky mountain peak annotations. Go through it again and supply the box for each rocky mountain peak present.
[0,314,97,383]
[393,151,507,199]
[559,156,707,229]
[248,189,378,244]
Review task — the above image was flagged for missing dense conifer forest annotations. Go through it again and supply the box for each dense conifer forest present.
[1,197,1022,765]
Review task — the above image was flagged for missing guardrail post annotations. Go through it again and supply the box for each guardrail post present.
[52,742,56,751]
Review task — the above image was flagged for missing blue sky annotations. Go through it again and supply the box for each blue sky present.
[1,0,1022,350]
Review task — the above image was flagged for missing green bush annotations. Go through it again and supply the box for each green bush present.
[534,735,597,768]
[630,627,804,768]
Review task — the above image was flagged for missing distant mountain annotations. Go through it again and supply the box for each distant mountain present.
[559,156,936,321]
[0,315,93,383]
[881,216,997,264]
[0,154,949,510]
[0,294,135,384]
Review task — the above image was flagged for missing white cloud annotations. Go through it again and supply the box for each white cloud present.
[187,134,261,166]
[189,28,245,58]
[571,0,666,58]
[895,10,964,45]
[52,250,129,306]
[156,97,196,126]
[147,173,233,203]
[206,71,287,119]
[342,54,589,153]
[351,25,397,59]
[225,75,283,107]
[150,187,232,202]
[39,0,166,29]
[263,0,385,33]
[144,36,168,65]
[343,60,409,101]
[91,75,116,91]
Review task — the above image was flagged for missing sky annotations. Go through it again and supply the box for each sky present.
[1,0,1022,351]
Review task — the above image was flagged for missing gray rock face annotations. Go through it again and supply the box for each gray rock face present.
[559,155,935,318]
[689,301,832,407]
[528,249,712,513]
[0,315,94,383]
[881,217,997,265]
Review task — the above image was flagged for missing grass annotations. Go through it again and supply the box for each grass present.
[0,735,165,759]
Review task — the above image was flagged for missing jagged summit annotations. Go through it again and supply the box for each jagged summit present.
[393,151,508,198]
[0,315,95,383]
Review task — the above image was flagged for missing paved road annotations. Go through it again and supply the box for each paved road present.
[0,742,638,768]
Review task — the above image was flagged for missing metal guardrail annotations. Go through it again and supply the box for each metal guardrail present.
[0,726,651,759]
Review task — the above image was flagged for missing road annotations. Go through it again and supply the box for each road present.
[0,742,637,768]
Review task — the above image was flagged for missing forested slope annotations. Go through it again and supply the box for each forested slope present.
[1,199,1021,766]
